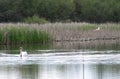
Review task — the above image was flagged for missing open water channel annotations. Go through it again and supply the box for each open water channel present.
[0,45,120,79]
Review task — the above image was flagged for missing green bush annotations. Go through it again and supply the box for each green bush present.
[37,0,75,21]
[0,0,23,22]
[23,15,49,24]
[80,0,120,22]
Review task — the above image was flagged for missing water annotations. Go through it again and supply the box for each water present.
[0,49,120,79]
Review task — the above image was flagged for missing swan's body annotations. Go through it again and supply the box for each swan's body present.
[20,47,27,57]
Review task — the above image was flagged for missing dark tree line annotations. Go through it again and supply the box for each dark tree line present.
[0,0,120,23]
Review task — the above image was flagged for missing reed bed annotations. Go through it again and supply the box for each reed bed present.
[0,25,51,45]
[0,22,120,47]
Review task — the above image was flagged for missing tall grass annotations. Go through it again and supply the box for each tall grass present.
[77,24,97,31]
[0,22,120,44]
[0,26,51,45]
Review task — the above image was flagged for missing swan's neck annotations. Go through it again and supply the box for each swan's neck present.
[20,49,22,53]
[20,49,22,57]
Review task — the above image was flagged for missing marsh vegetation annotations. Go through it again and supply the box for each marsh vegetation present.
[0,23,119,48]
[0,24,51,45]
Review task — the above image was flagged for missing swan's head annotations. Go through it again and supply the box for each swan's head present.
[20,47,23,50]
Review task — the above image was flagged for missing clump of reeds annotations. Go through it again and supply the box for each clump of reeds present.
[0,26,51,45]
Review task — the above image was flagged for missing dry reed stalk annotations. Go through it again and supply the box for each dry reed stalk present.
[0,22,120,47]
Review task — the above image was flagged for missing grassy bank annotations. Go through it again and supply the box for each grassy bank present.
[0,25,51,45]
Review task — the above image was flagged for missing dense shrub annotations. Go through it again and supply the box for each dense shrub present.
[80,0,120,22]
[23,15,49,24]
[0,0,23,22]
[0,0,120,23]
[37,0,75,22]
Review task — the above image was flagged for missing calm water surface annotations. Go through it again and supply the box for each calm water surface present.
[0,49,120,79]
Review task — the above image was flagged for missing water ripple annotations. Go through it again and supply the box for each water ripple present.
[0,50,120,65]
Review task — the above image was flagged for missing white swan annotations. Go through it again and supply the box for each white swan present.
[20,47,27,57]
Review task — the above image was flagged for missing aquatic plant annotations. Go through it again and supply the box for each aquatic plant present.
[0,25,51,45]
[0,22,120,45]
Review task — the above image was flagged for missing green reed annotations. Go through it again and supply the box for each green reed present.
[77,24,97,31]
[0,26,51,45]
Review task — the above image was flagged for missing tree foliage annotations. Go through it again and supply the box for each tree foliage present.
[0,0,119,23]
